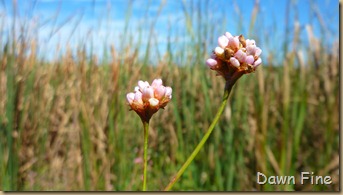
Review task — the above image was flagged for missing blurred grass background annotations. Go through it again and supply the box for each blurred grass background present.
[0,0,339,191]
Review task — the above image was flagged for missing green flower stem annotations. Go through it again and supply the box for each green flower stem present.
[164,78,239,191]
[142,120,149,191]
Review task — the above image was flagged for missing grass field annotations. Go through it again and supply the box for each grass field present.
[0,0,339,191]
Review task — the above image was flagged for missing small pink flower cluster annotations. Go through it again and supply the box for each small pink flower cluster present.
[206,32,262,80]
[126,79,172,121]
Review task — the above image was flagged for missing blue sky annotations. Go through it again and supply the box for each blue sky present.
[0,0,338,62]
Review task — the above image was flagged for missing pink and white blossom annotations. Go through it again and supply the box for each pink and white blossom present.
[206,32,262,80]
[126,79,172,121]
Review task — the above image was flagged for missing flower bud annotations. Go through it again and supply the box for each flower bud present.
[165,87,172,99]
[255,47,262,57]
[134,91,143,105]
[247,45,262,57]
[228,36,240,50]
[218,35,229,48]
[142,86,154,101]
[134,86,140,92]
[234,49,246,62]
[126,93,135,105]
[151,78,163,88]
[138,80,149,91]
[225,32,233,39]
[155,85,166,99]
[214,47,225,57]
[245,55,255,65]
[246,39,255,47]
[253,57,262,67]
[230,57,240,67]
[206,58,218,69]
[149,98,159,107]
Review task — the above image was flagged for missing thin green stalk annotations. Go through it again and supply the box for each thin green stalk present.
[142,120,149,191]
[164,77,240,191]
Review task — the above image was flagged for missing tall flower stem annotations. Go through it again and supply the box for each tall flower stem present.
[164,75,241,191]
[142,120,149,191]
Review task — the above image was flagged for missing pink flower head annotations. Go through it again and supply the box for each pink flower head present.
[206,32,262,81]
[126,79,172,122]
[134,157,143,164]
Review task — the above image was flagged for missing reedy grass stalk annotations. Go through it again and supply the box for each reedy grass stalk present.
[164,74,242,191]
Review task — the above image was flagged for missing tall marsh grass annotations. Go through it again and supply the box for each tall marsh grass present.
[0,0,339,191]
